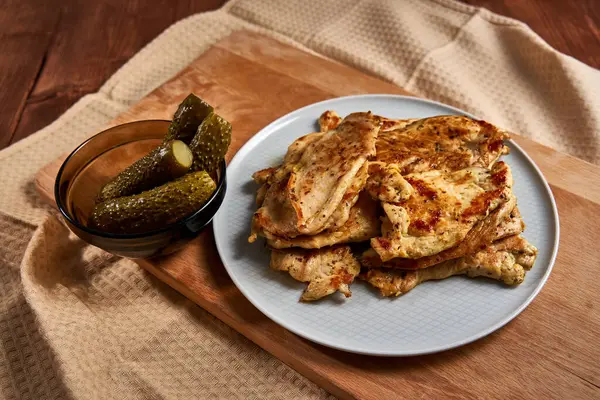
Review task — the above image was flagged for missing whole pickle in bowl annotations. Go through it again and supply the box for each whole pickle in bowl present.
[189,112,232,173]
[89,171,216,234]
[164,94,214,143]
[97,139,193,203]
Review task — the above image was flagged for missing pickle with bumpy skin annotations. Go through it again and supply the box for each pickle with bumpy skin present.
[89,171,216,234]
[189,112,232,173]
[98,140,193,203]
[164,94,214,143]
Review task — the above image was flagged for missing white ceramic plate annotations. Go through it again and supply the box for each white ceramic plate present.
[213,95,559,356]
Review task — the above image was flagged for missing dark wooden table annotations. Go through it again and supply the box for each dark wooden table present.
[1,0,598,151]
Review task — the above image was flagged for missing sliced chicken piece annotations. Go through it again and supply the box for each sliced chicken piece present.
[251,131,326,207]
[365,162,414,203]
[265,192,379,249]
[319,110,420,133]
[252,167,277,185]
[270,246,361,301]
[377,116,419,132]
[362,203,523,270]
[362,235,538,297]
[250,112,379,240]
[251,131,326,186]
[253,151,368,228]
[370,161,514,260]
[255,183,269,206]
[250,177,298,240]
[364,116,510,229]
[319,110,342,132]
[375,115,510,175]
[323,162,368,231]
[495,207,525,240]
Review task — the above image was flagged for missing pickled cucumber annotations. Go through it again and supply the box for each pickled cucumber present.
[189,112,232,173]
[89,171,216,234]
[98,140,193,203]
[165,94,214,143]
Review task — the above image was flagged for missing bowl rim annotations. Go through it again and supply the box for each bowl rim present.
[54,119,227,240]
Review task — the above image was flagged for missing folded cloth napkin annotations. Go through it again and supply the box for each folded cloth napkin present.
[1,0,598,398]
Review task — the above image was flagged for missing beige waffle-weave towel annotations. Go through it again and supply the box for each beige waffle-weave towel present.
[1,0,598,398]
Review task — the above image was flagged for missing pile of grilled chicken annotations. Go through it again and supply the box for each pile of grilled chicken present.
[249,111,538,301]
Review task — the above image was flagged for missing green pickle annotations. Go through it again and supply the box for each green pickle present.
[89,171,216,234]
[165,94,214,143]
[98,140,193,203]
[189,112,232,173]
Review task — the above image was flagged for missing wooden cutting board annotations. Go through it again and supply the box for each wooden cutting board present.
[35,31,600,399]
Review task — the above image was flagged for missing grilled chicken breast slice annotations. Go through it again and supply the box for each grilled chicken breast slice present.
[265,192,379,249]
[270,246,361,301]
[318,110,342,132]
[318,110,418,133]
[362,235,538,297]
[365,162,415,203]
[370,161,514,260]
[250,112,379,240]
[362,203,523,270]
[322,162,368,231]
[252,161,369,233]
[375,115,510,175]
[251,131,326,186]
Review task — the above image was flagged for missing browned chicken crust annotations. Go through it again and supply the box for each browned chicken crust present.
[375,115,510,175]
[270,246,361,301]
[250,112,379,240]
[370,161,515,260]
[318,110,342,132]
[362,235,538,297]
[265,192,380,249]
[362,204,523,270]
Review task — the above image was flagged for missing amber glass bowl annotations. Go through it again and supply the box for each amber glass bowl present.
[55,120,227,258]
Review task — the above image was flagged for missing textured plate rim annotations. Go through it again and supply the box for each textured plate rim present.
[213,94,560,356]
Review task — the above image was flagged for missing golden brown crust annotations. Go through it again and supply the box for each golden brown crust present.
[370,162,514,260]
[365,162,414,203]
[361,235,537,297]
[270,245,361,301]
[377,117,420,132]
[265,192,380,249]
[375,115,510,174]
[362,198,520,269]
[252,167,277,185]
[251,112,379,240]
[318,110,342,132]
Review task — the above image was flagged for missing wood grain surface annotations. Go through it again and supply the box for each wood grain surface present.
[35,31,600,399]
[1,0,599,151]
